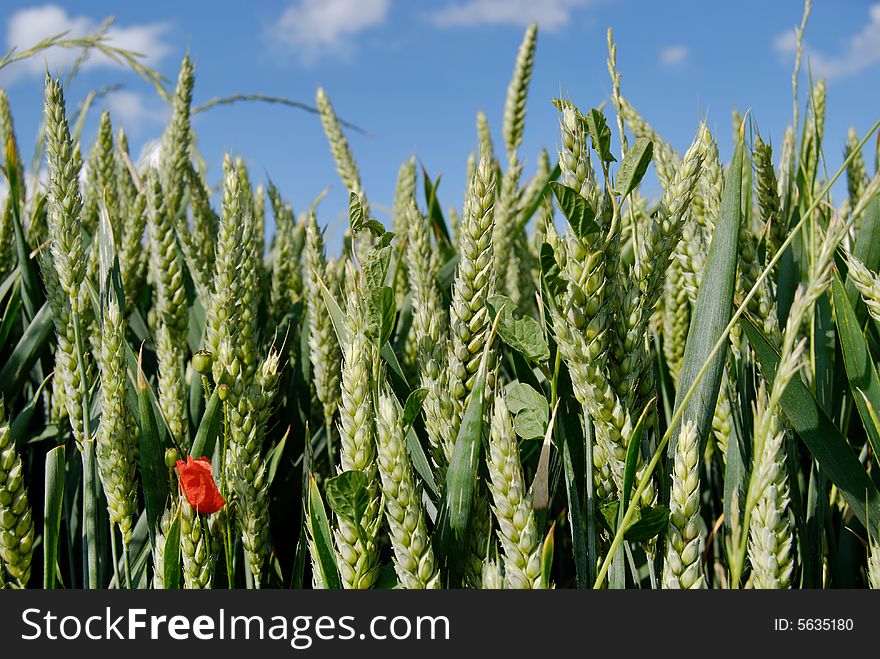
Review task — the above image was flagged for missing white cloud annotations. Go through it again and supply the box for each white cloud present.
[270,0,391,65]
[2,5,171,83]
[773,29,797,56]
[137,138,163,172]
[430,0,592,30]
[660,44,688,68]
[105,90,169,133]
[774,3,880,79]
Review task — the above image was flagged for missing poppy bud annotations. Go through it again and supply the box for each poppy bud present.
[193,349,213,375]
[165,448,180,469]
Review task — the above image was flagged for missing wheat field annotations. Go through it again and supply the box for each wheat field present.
[0,1,879,590]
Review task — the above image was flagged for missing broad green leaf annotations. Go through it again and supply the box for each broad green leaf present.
[506,382,547,415]
[362,236,396,346]
[670,130,743,458]
[831,274,880,458]
[550,182,599,238]
[348,191,364,233]
[600,500,620,533]
[325,470,371,525]
[307,473,341,589]
[162,505,181,590]
[376,231,395,251]
[0,302,53,402]
[43,445,65,589]
[743,315,880,537]
[437,337,492,584]
[363,240,393,290]
[365,284,395,346]
[364,219,386,237]
[402,388,428,431]
[487,294,550,363]
[600,502,669,542]
[586,108,615,164]
[624,505,669,542]
[614,137,653,199]
[506,382,549,440]
[137,358,170,548]
[189,388,222,459]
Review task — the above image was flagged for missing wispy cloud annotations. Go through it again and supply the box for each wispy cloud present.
[104,90,169,134]
[2,4,171,83]
[269,0,391,65]
[774,3,880,80]
[660,44,688,68]
[430,0,593,31]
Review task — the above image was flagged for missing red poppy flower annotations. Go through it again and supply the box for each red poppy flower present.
[175,456,226,514]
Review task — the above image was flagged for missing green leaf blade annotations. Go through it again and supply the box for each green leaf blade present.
[614,137,653,199]
[550,182,598,239]
[670,130,743,457]
[831,274,880,459]
[487,294,550,363]
[137,363,170,548]
[325,469,371,525]
[43,445,65,589]
[307,473,341,590]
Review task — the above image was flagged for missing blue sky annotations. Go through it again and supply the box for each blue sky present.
[2,1,879,248]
